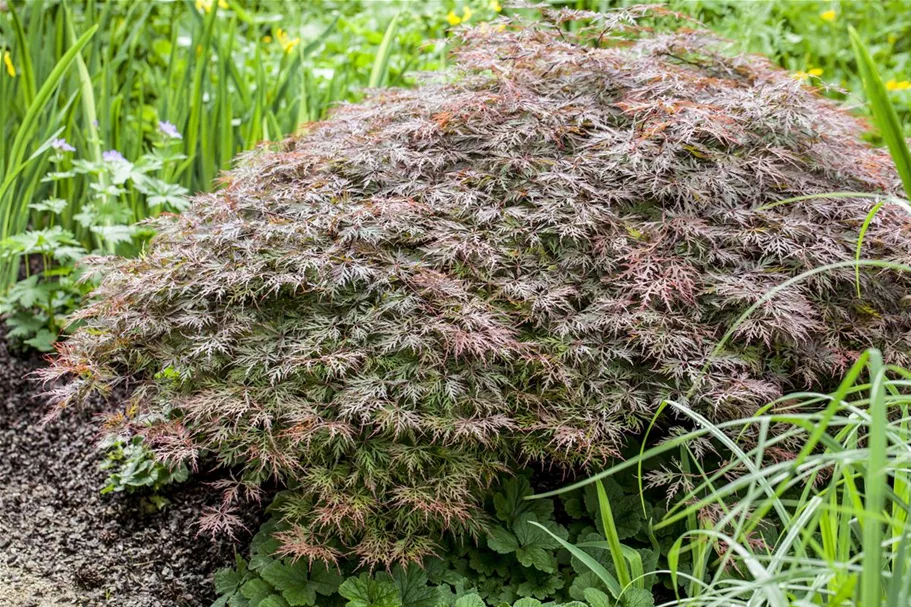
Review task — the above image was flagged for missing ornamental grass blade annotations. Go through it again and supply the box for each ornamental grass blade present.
[849,27,911,200]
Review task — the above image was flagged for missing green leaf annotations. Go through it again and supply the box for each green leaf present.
[24,329,57,352]
[517,571,564,599]
[309,563,344,598]
[487,526,519,554]
[595,480,632,589]
[583,480,642,540]
[515,545,555,573]
[258,596,291,607]
[241,578,275,605]
[368,12,400,88]
[391,565,438,607]
[512,599,543,607]
[569,571,607,602]
[228,594,251,607]
[469,548,510,577]
[338,573,400,607]
[453,594,485,607]
[528,521,621,599]
[260,561,312,606]
[620,588,655,607]
[494,477,553,524]
[214,557,248,595]
[583,588,612,607]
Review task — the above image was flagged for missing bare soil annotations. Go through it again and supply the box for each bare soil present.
[0,336,251,607]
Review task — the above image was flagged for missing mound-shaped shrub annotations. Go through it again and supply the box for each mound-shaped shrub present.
[46,10,911,566]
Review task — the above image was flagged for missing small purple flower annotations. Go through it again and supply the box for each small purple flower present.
[51,138,75,153]
[158,120,182,140]
[102,150,126,163]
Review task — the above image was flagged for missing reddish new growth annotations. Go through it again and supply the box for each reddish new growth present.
[43,8,911,566]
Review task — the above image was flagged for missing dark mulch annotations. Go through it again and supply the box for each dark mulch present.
[0,336,257,607]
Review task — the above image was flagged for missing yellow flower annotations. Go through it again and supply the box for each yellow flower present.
[808,67,823,77]
[462,6,473,20]
[490,0,502,11]
[276,28,300,54]
[446,10,462,26]
[886,79,911,91]
[2,51,15,78]
[196,0,228,13]
[820,9,836,22]
[283,38,300,53]
[263,35,273,43]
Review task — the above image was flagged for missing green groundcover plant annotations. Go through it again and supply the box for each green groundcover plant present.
[44,8,911,567]
[211,473,669,607]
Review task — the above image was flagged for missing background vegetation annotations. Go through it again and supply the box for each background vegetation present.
[1,0,910,349]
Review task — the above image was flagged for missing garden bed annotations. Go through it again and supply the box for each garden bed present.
[0,335,252,607]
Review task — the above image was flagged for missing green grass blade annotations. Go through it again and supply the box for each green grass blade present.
[855,201,885,297]
[529,520,622,599]
[369,12,400,89]
[849,27,911,200]
[862,350,887,607]
[595,479,633,590]
[7,2,36,106]
[0,23,99,288]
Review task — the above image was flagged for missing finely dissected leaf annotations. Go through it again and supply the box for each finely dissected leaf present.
[47,13,911,567]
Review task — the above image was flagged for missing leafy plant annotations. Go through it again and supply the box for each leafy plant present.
[210,476,645,607]
[44,10,911,566]
[99,433,189,510]
[0,123,184,348]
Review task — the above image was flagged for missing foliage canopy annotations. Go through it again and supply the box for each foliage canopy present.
[45,9,911,566]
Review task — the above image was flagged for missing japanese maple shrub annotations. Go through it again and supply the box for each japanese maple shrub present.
[45,10,911,567]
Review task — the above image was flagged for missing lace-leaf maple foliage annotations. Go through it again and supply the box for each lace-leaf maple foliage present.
[44,9,911,566]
